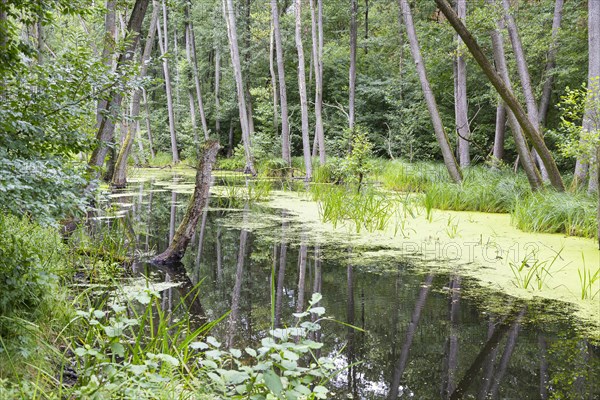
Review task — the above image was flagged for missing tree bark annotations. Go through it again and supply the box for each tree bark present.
[455,0,470,167]
[88,0,150,180]
[502,0,549,182]
[223,0,256,174]
[310,0,326,164]
[112,1,159,188]
[97,0,116,128]
[188,18,210,141]
[152,141,220,264]
[295,0,313,180]
[398,0,462,183]
[349,0,358,132]
[538,0,564,128]
[142,89,155,158]
[488,4,542,190]
[215,45,221,136]
[271,0,291,164]
[586,0,600,194]
[157,2,179,163]
[435,0,565,191]
[269,25,279,135]
[492,103,506,163]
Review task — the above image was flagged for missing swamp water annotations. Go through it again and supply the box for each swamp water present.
[94,170,599,399]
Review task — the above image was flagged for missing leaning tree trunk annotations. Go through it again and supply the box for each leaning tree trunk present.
[502,0,549,182]
[435,0,565,191]
[152,141,220,264]
[157,1,179,163]
[310,0,326,164]
[455,0,471,168]
[586,0,600,194]
[88,0,150,181]
[223,0,256,175]
[271,0,291,165]
[399,0,462,183]
[488,3,542,190]
[112,1,159,188]
[295,0,312,180]
[349,0,358,132]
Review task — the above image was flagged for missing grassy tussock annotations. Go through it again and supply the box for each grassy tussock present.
[378,160,598,239]
[513,191,598,238]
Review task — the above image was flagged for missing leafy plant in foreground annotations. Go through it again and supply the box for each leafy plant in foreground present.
[195,293,335,399]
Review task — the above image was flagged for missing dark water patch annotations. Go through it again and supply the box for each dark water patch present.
[91,173,600,399]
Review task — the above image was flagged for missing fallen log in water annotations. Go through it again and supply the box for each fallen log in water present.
[152,140,220,264]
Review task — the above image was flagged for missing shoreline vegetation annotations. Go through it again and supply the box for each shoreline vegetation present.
[1,163,599,398]
[2,0,600,396]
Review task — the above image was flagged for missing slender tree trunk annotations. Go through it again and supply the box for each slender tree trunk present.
[271,0,291,164]
[97,0,116,128]
[488,4,542,190]
[215,46,221,136]
[152,141,220,264]
[188,19,210,140]
[157,2,179,163]
[538,0,564,128]
[223,0,256,174]
[399,0,462,183]
[493,104,506,163]
[586,0,600,194]
[295,0,312,180]
[436,0,565,191]
[112,2,159,187]
[227,120,234,157]
[349,0,357,132]
[269,26,279,135]
[310,0,326,164]
[142,89,155,158]
[184,8,199,149]
[455,0,470,167]
[89,0,150,180]
[502,0,549,182]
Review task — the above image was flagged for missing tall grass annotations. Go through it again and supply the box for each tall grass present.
[311,184,397,233]
[423,167,530,213]
[512,191,598,238]
[380,161,448,192]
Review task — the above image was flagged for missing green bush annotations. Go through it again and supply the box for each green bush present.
[0,215,65,331]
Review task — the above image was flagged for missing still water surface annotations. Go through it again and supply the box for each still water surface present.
[99,172,599,399]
